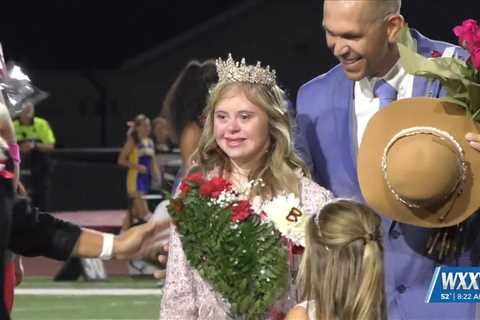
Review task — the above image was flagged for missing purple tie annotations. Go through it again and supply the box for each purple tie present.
[374,79,397,108]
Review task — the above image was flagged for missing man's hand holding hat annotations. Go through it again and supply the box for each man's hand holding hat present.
[465,132,480,150]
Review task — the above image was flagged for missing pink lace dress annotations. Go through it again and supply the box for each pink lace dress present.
[159,177,333,319]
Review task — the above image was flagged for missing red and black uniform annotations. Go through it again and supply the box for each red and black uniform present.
[0,150,81,319]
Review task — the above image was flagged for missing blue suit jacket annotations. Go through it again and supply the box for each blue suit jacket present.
[296,30,480,319]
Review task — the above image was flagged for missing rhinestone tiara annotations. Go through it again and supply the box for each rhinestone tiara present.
[216,53,277,87]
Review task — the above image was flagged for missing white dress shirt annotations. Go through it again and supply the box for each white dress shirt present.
[353,61,415,147]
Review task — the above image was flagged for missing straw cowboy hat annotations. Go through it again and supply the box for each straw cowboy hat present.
[358,97,480,228]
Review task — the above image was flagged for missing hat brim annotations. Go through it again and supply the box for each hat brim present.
[358,98,480,228]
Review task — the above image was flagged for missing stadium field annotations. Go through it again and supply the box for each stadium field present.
[12,277,162,320]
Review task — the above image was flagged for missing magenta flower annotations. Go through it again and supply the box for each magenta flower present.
[453,19,480,70]
[453,19,478,37]
[453,19,480,51]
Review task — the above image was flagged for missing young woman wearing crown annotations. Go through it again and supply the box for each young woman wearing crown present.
[159,54,333,319]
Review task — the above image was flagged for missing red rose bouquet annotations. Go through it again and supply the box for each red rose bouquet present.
[396,21,480,120]
[167,173,288,319]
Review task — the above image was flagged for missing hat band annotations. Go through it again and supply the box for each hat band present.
[381,126,466,213]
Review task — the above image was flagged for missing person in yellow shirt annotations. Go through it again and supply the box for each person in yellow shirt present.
[13,102,55,210]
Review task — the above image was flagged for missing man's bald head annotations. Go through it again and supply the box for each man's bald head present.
[322,0,404,80]
[360,0,402,20]
[379,0,401,16]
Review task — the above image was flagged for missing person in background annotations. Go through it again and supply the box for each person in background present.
[161,59,218,171]
[151,116,177,191]
[286,199,385,320]
[13,101,55,211]
[152,116,174,154]
[118,114,161,229]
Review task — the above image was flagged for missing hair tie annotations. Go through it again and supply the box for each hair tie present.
[363,233,375,244]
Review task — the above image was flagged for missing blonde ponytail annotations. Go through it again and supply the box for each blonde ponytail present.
[354,240,387,320]
[299,199,386,320]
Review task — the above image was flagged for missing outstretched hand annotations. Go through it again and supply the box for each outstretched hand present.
[114,219,170,262]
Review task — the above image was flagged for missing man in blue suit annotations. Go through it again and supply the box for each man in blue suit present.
[296,0,480,319]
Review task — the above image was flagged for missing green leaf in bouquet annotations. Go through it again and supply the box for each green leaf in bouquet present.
[238,296,253,313]
[166,185,288,319]
[239,278,248,291]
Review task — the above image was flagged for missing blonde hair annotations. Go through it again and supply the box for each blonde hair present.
[130,114,150,145]
[299,199,386,320]
[190,81,309,198]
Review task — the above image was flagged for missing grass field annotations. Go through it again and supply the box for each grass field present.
[12,277,162,320]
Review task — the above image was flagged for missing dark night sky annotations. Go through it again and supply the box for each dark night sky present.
[2,0,239,69]
[2,1,480,70]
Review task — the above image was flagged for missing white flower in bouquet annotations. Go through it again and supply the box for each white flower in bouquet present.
[262,193,308,246]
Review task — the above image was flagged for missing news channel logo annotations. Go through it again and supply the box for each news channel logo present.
[426,267,480,303]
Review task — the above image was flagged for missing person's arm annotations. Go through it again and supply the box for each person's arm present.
[9,198,83,260]
[9,197,170,261]
[0,105,16,146]
[72,221,169,260]
[179,122,201,168]
[34,141,54,152]
[0,105,20,190]
[117,137,142,170]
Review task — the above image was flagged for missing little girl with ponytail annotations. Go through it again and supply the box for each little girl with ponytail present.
[287,199,386,320]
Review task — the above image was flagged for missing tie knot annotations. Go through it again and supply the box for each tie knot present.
[373,79,397,108]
